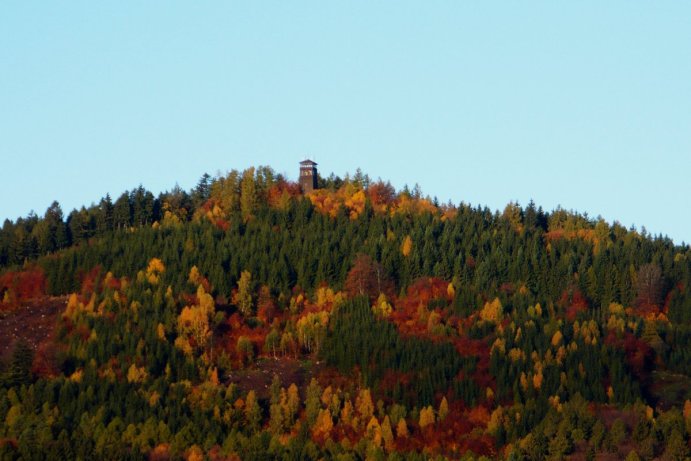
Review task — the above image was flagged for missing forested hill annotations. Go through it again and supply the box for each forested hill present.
[1,165,691,460]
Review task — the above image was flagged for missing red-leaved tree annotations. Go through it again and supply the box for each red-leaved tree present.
[345,254,394,303]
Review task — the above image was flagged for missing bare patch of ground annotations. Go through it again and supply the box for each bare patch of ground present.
[649,369,691,409]
[0,297,65,363]
[225,357,324,399]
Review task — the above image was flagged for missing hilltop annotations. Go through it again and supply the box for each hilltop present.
[1,164,690,460]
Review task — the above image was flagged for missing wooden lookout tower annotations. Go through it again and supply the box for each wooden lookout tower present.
[299,159,318,194]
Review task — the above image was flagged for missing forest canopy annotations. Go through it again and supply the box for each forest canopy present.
[1,165,690,460]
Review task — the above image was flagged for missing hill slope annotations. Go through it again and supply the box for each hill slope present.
[1,165,690,460]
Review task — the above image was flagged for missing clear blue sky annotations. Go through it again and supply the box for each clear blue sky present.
[1,2,690,244]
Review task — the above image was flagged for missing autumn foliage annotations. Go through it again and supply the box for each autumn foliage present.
[1,164,690,460]
[0,268,47,308]
[344,254,394,303]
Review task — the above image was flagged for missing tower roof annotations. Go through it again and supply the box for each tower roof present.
[300,159,318,166]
